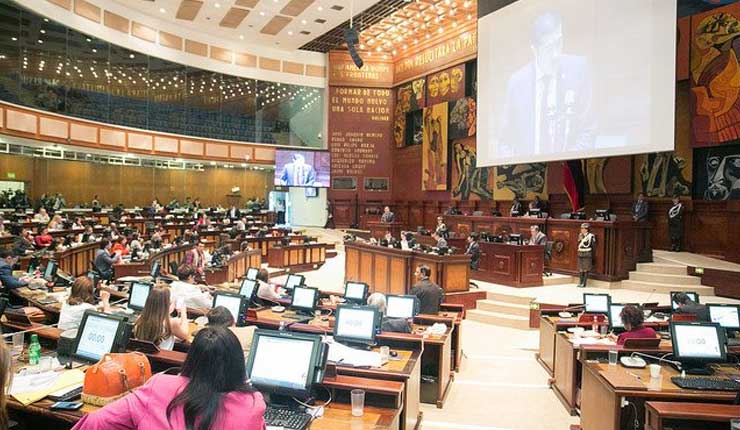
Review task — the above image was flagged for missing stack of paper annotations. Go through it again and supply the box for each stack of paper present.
[10,369,85,406]
[327,341,382,368]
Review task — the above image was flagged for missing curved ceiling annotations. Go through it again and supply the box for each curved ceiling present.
[108,0,381,51]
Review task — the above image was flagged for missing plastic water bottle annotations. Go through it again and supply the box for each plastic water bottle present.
[28,334,41,366]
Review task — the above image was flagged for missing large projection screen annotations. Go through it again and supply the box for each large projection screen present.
[477,0,677,167]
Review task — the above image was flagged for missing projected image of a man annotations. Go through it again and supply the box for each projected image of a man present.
[498,12,595,158]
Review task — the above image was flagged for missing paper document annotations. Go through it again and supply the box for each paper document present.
[327,341,382,368]
[10,369,85,406]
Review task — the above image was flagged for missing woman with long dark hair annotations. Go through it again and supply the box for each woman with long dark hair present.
[72,327,265,430]
[133,285,189,350]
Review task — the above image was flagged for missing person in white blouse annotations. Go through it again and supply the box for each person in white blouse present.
[170,265,213,310]
[58,277,111,330]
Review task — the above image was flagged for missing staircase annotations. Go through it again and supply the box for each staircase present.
[467,291,534,330]
[620,262,715,296]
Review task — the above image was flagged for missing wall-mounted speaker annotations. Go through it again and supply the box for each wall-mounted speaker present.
[343,27,363,69]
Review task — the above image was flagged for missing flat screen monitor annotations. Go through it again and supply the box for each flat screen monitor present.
[670,322,726,373]
[529,208,541,218]
[43,260,57,282]
[344,282,368,305]
[708,304,740,330]
[594,209,610,221]
[671,291,699,310]
[386,295,419,319]
[508,234,522,245]
[583,293,610,314]
[150,261,160,279]
[274,150,331,188]
[333,304,381,346]
[246,329,325,398]
[212,292,246,326]
[284,274,305,291]
[608,303,626,329]
[239,279,258,302]
[246,267,259,281]
[291,286,319,314]
[72,311,131,363]
[128,282,152,312]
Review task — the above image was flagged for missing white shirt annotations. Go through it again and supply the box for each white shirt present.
[257,280,282,303]
[58,302,96,330]
[170,280,213,309]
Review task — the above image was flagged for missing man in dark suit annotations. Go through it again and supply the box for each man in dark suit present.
[465,234,481,271]
[632,192,649,222]
[228,206,241,219]
[279,153,317,186]
[529,225,548,245]
[673,292,710,322]
[380,206,395,223]
[0,248,28,291]
[498,12,595,158]
[410,265,444,315]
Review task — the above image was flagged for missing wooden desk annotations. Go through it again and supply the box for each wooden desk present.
[476,242,544,287]
[240,235,311,258]
[368,220,404,240]
[579,362,739,430]
[344,242,470,295]
[645,401,740,430]
[443,215,652,281]
[267,243,327,271]
[536,316,608,377]
[204,249,261,284]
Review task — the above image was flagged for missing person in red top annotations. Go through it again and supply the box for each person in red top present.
[613,304,657,345]
[33,227,53,248]
[111,237,129,256]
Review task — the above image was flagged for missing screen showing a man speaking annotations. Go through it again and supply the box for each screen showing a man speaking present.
[274,150,331,188]
[476,0,676,167]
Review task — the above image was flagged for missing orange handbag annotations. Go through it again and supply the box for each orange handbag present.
[82,352,152,406]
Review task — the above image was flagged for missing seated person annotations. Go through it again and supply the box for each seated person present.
[133,285,190,351]
[170,265,213,310]
[129,232,144,256]
[0,249,29,292]
[205,306,257,355]
[72,326,266,430]
[611,304,657,346]
[93,239,121,281]
[410,265,444,315]
[47,215,64,231]
[400,231,418,250]
[12,227,34,254]
[111,237,130,256]
[529,225,547,245]
[434,217,449,239]
[82,225,96,243]
[432,232,448,248]
[72,217,84,230]
[672,292,710,322]
[367,293,412,333]
[32,208,50,223]
[255,268,283,303]
[59,277,111,330]
[33,227,53,248]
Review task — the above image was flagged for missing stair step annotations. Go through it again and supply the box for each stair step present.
[620,280,715,296]
[636,263,687,276]
[628,272,701,285]
[476,300,531,317]
[467,309,532,330]
[484,292,535,306]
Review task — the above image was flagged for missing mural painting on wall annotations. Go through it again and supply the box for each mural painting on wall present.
[693,142,740,200]
[584,157,632,194]
[394,79,426,147]
[427,65,466,106]
[451,137,493,201]
[638,152,692,197]
[449,97,477,140]
[690,4,740,146]
[422,102,449,191]
[494,163,547,200]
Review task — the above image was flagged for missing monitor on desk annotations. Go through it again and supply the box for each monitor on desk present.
[212,292,247,326]
[291,286,319,315]
[583,293,611,314]
[284,274,305,291]
[239,278,258,304]
[246,267,259,281]
[670,322,727,374]
[72,311,132,363]
[246,329,326,400]
[671,291,699,310]
[128,282,152,312]
[344,281,368,305]
[708,304,740,330]
[529,209,542,218]
[43,260,57,282]
[386,295,419,319]
[508,234,523,245]
[594,209,611,221]
[150,261,160,279]
[608,303,626,330]
[27,256,40,274]
[570,212,587,220]
[334,304,381,347]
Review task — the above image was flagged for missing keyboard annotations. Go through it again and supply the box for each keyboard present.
[671,376,740,391]
[264,406,313,430]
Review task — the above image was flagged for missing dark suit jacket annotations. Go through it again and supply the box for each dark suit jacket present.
[0,260,27,290]
[279,163,317,186]
[676,302,710,322]
[465,241,481,270]
[632,201,648,222]
[380,212,395,223]
[410,278,444,315]
[381,317,412,333]
[530,232,548,246]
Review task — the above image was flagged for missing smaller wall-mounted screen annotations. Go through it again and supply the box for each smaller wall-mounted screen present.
[274,150,331,188]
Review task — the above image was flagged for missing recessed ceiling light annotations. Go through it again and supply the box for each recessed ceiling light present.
[129,54,135,59]
[40,29,46,34]
[259,11,265,16]
[239,35,244,40]
[159,8,166,13]
[287,31,293,35]
[214,2,221,8]
[301,19,307,24]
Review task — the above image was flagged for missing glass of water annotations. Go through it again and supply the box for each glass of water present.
[608,350,619,365]
[12,332,24,357]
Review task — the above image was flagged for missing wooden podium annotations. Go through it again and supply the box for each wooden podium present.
[475,242,544,287]
[367,220,404,240]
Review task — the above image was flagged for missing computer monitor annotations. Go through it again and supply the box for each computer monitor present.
[150,261,161,279]
[239,278,258,304]
[128,282,152,312]
[708,304,740,330]
[570,212,587,220]
[43,260,58,282]
[671,291,699,310]
[27,256,40,274]
[291,286,319,315]
[529,208,541,218]
[386,295,419,319]
[508,234,522,245]
[246,267,259,281]
[212,292,247,326]
[245,329,326,400]
[333,304,381,347]
[670,322,727,374]
[608,303,626,330]
[284,274,305,291]
[72,311,132,363]
[86,270,99,292]
[344,282,368,305]
[583,293,611,314]
[594,209,611,221]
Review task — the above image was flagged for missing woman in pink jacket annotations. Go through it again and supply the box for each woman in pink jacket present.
[72,327,266,430]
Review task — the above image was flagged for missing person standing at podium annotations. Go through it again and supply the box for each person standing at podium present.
[631,192,649,222]
[668,196,684,252]
[380,206,395,223]
[529,225,547,245]
[465,233,481,271]
[576,223,595,288]
[411,265,444,314]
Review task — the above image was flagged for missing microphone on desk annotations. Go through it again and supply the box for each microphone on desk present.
[629,351,682,371]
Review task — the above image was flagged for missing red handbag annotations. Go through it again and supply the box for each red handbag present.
[82,352,152,406]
